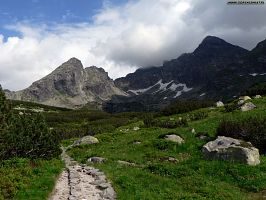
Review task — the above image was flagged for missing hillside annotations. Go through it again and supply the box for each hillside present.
[68,96,266,199]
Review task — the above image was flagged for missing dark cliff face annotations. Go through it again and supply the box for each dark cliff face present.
[108,36,266,113]
[115,36,250,91]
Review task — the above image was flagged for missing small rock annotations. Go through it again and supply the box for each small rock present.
[239,96,252,101]
[237,100,245,105]
[133,141,141,145]
[160,156,178,163]
[202,136,260,166]
[195,132,210,140]
[101,187,116,200]
[191,128,196,134]
[133,127,140,131]
[240,102,256,112]
[165,134,184,144]
[88,157,106,163]
[117,160,136,166]
[254,95,262,99]
[216,101,224,107]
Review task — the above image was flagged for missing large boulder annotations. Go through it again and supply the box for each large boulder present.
[74,136,99,146]
[165,134,184,144]
[240,102,256,112]
[202,136,260,166]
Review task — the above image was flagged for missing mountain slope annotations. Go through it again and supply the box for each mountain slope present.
[5,58,126,108]
[108,36,266,112]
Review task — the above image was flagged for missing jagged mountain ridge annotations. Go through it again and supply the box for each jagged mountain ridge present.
[105,36,266,112]
[5,58,126,108]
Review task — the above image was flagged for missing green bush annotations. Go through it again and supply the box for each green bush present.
[0,87,60,159]
[188,111,208,121]
[161,100,214,116]
[243,82,266,96]
[143,116,188,129]
[224,103,239,112]
[216,116,266,153]
[1,113,61,159]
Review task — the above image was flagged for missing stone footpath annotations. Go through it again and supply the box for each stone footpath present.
[49,147,116,200]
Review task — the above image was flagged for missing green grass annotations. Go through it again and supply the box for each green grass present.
[68,97,266,200]
[0,158,63,200]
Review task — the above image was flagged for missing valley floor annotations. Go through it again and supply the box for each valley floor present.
[67,97,266,200]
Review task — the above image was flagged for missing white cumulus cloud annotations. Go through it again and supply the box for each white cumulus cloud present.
[0,0,266,90]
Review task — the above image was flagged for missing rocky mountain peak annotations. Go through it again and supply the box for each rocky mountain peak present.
[66,57,82,65]
[200,35,228,45]
[56,57,83,72]
[193,35,248,57]
[5,58,126,108]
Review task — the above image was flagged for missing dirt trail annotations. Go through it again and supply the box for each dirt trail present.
[49,147,116,200]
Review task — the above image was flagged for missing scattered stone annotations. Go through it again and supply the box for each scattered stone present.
[133,127,140,131]
[254,95,262,99]
[216,101,224,107]
[19,111,24,115]
[133,141,141,145]
[74,136,99,146]
[165,134,184,144]
[160,157,178,163]
[202,136,260,166]
[101,187,116,200]
[195,132,210,140]
[120,129,130,132]
[88,157,106,163]
[117,160,136,166]
[240,102,256,112]
[239,96,252,101]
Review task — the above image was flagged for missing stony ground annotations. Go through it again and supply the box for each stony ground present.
[49,147,116,200]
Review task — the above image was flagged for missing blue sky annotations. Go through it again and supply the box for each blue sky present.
[0,0,266,90]
[0,0,126,37]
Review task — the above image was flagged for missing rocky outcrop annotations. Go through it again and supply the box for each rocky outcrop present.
[202,136,260,166]
[6,58,126,109]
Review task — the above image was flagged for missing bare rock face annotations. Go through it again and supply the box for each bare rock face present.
[5,58,126,108]
[202,136,260,166]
